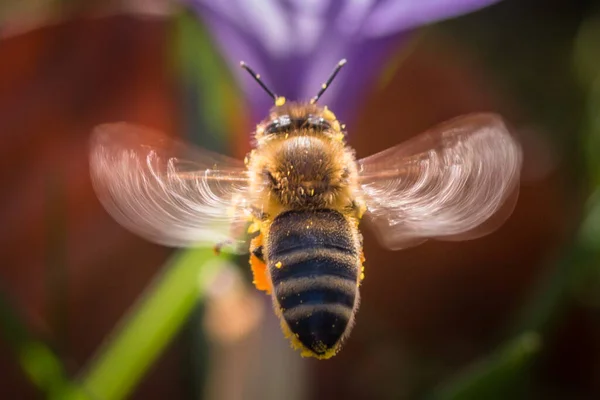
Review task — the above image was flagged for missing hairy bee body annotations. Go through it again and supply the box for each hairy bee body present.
[247,103,366,359]
[90,61,523,361]
[266,209,361,358]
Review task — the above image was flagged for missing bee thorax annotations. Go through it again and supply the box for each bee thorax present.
[267,136,345,207]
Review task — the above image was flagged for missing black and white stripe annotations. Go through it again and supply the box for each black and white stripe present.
[267,209,361,356]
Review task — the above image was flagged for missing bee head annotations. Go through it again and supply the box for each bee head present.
[239,59,347,139]
[255,102,344,140]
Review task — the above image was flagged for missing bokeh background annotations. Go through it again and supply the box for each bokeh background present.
[1,0,600,399]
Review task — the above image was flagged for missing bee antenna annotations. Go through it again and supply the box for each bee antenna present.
[240,61,277,102]
[310,59,347,104]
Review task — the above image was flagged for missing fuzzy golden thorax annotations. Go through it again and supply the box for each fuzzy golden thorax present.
[247,102,358,210]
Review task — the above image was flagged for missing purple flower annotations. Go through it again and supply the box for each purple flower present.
[185,0,502,121]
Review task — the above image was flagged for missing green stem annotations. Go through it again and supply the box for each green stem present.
[75,250,226,400]
[431,332,542,400]
[0,289,83,398]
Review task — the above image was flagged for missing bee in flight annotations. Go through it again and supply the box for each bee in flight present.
[90,59,522,360]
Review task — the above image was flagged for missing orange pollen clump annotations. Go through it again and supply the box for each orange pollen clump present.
[249,234,272,294]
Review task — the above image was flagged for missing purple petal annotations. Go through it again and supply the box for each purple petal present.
[186,0,502,122]
[362,0,502,37]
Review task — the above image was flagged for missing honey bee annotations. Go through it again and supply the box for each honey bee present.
[89,59,522,360]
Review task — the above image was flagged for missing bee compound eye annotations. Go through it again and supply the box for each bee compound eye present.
[265,115,292,135]
[306,116,331,131]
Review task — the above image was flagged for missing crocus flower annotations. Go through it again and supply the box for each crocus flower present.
[185,0,502,122]
[2,0,502,121]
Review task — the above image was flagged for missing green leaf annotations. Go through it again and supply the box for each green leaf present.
[431,332,542,400]
[169,8,245,153]
[0,289,85,399]
[76,250,226,400]
[573,14,600,87]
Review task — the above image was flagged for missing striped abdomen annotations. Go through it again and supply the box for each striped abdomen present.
[266,209,361,359]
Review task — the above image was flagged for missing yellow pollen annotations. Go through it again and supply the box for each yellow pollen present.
[247,221,260,234]
[275,96,286,106]
[276,261,282,269]
[321,83,327,89]
[322,107,336,121]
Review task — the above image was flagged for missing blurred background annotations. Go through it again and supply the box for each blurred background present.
[1,0,599,399]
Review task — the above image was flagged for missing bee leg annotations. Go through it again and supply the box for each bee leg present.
[213,239,233,255]
[251,205,269,221]
[252,245,264,262]
[347,199,367,220]
[249,233,272,294]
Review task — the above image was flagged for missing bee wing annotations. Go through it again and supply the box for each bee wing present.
[357,113,522,250]
[90,122,256,253]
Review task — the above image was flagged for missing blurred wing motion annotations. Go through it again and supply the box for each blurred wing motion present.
[90,123,254,253]
[358,113,522,250]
